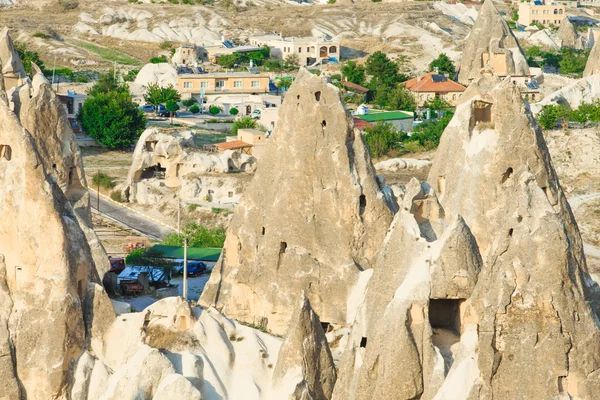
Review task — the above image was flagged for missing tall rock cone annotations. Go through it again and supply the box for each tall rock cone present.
[200,69,394,335]
[427,76,600,398]
[558,17,584,50]
[0,27,27,90]
[584,36,600,77]
[272,295,337,400]
[333,76,600,399]
[457,0,529,84]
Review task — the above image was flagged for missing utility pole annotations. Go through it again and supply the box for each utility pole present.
[97,170,100,212]
[177,199,181,234]
[183,237,188,300]
[51,55,57,90]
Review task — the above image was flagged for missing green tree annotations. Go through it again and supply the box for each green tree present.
[408,111,453,148]
[284,53,300,70]
[209,105,221,115]
[14,41,45,76]
[423,97,453,113]
[385,85,417,111]
[559,48,590,77]
[125,248,173,278]
[264,59,284,72]
[276,76,293,92]
[341,61,366,86]
[189,104,200,114]
[537,104,570,130]
[229,107,239,116]
[366,51,398,88]
[144,83,181,113]
[166,100,180,124]
[182,98,198,107]
[88,71,122,97]
[363,121,406,158]
[231,116,258,135]
[217,54,239,68]
[429,53,456,75]
[162,223,226,248]
[78,74,146,150]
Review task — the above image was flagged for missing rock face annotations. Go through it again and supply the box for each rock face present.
[200,69,394,335]
[123,128,256,205]
[457,0,529,84]
[0,27,26,89]
[584,35,600,77]
[272,296,337,400]
[333,76,600,399]
[558,17,583,50]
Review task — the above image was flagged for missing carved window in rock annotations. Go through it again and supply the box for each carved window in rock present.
[472,100,493,129]
[0,145,11,161]
[429,299,464,334]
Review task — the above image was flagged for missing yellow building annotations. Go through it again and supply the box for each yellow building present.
[216,129,267,158]
[176,72,270,97]
[518,2,566,26]
[404,72,466,106]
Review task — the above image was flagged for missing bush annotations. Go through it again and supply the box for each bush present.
[162,223,226,248]
[537,104,570,130]
[209,106,221,116]
[92,172,116,189]
[189,104,200,114]
[363,121,405,158]
[159,41,174,50]
[123,69,139,82]
[231,116,258,135]
[74,74,89,83]
[230,107,239,116]
[150,55,168,64]
[33,32,47,39]
[408,112,453,148]
[182,98,198,107]
[110,191,124,202]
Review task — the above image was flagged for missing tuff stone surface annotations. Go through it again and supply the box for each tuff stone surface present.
[200,69,394,335]
[558,17,583,50]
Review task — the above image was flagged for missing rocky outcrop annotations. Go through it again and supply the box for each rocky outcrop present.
[374,158,432,172]
[584,34,600,77]
[333,75,600,399]
[200,69,394,335]
[458,0,529,84]
[122,128,256,204]
[272,295,336,400]
[0,27,27,90]
[558,17,583,50]
[530,73,600,114]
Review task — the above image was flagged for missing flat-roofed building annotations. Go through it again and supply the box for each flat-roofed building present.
[249,34,340,66]
[518,2,566,26]
[177,72,271,97]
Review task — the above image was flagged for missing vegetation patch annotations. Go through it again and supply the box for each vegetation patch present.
[70,39,141,66]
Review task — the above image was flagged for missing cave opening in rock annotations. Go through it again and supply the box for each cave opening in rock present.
[429,299,463,334]
[360,337,367,348]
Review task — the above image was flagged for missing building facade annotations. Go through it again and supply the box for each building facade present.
[518,2,566,26]
[249,34,340,66]
[404,72,466,106]
[176,72,271,97]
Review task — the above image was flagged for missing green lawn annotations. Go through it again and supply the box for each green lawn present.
[69,39,141,66]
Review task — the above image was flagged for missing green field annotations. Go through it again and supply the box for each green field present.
[69,39,141,66]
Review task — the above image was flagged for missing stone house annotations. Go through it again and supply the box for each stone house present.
[518,1,566,26]
[249,34,341,66]
[404,72,467,106]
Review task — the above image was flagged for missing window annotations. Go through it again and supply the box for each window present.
[329,46,337,54]
[307,47,310,52]
[420,94,424,100]
[427,94,432,100]
[184,82,192,89]
[233,81,243,88]
[559,9,563,14]
[251,81,260,87]
[554,8,557,14]
[200,82,209,88]
[452,94,457,100]
[298,47,302,53]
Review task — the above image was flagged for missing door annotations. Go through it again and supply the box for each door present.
[216,80,225,91]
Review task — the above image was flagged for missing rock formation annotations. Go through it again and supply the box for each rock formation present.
[374,158,432,172]
[457,0,529,84]
[200,69,394,335]
[558,17,584,50]
[584,35,600,77]
[122,128,255,207]
[333,75,600,399]
[272,295,337,400]
[0,27,27,90]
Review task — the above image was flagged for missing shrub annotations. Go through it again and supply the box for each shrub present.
[33,32,47,39]
[110,191,124,202]
[188,203,198,212]
[189,104,200,114]
[229,107,239,116]
[74,74,89,83]
[150,55,168,64]
[159,41,174,50]
[231,116,257,135]
[537,104,570,130]
[209,105,221,115]
[92,172,116,189]
[182,98,198,107]
[363,121,405,158]
[162,223,227,248]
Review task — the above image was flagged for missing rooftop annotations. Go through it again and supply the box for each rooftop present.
[238,129,265,135]
[151,245,222,262]
[178,71,270,78]
[343,81,369,94]
[250,34,336,44]
[215,140,253,150]
[353,117,375,131]
[404,72,466,93]
[355,110,414,122]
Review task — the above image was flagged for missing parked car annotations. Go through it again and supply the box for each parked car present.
[156,104,166,114]
[250,108,261,119]
[109,258,126,274]
[159,111,178,118]
[138,105,155,113]
[174,261,207,277]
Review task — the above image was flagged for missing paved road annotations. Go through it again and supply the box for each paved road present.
[89,191,173,240]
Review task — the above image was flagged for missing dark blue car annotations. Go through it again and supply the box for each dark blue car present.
[174,261,207,277]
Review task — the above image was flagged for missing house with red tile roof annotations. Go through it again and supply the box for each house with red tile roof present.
[404,72,466,106]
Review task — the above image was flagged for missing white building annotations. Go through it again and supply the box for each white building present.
[249,34,341,67]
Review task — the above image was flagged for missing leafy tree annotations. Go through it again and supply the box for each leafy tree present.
[189,104,200,114]
[78,74,146,150]
[429,53,456,75]
[125,248,173,278]
[423,97,453,113]
[264,59,284,71]
[14,41,45,76]
[217,54,239,68]
[537,104,570,130]
[231,116,258,135]
[363,121,406,158]
[341,61,366,86]
[559,48,590,77]
[166,100,180,124]
[162,223,226,248]
[229,107,239,116]
[408,111,453,148]
[276,76,293,92]
[89,71,122,97]
[284,53,300,70]
[209,105,221,115]
[385,85,417,111]
[144,83,181,112]
[366,51,398,88]
[182,98,198,107]
[123,69,139,82]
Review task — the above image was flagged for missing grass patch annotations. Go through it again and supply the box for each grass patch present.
[69,39,141,66]
[188,203,198,212]
[110,191,124,203]
[92,172,116,189]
